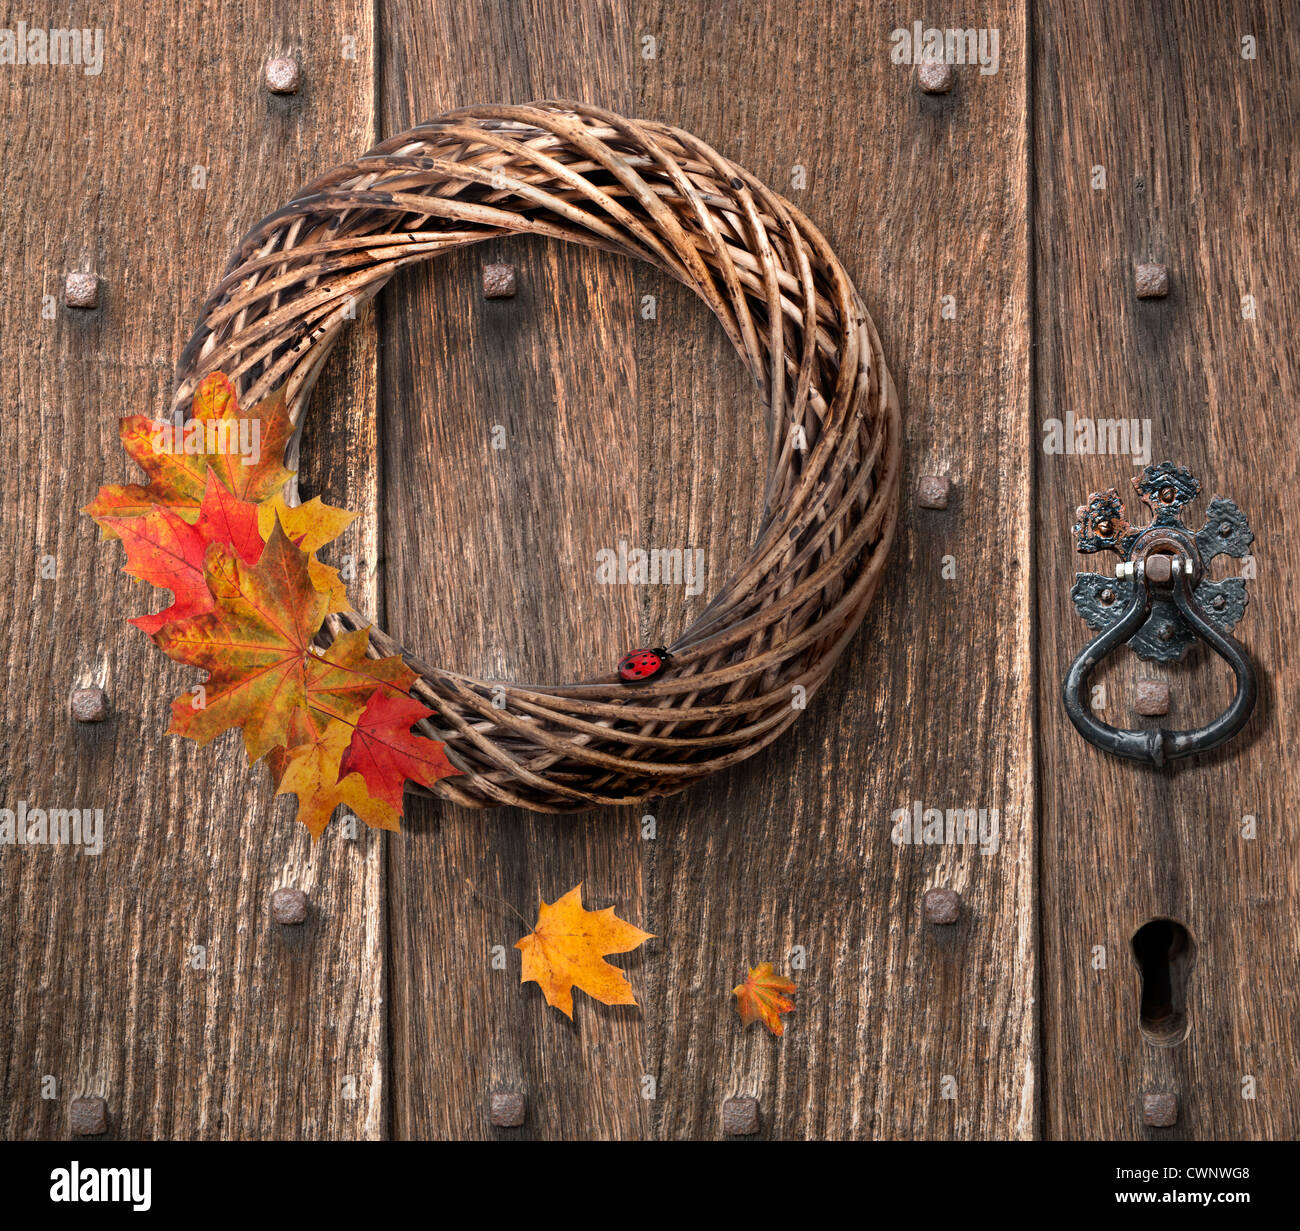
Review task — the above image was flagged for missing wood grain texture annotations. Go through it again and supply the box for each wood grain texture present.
[1034,0,1300,1139]
[376,1,653,1139]
[0,1,383,1139]
[636,0,1035,1139]
[12,0,1294,1144]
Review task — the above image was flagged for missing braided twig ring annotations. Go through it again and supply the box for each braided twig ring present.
[173,101,901,813]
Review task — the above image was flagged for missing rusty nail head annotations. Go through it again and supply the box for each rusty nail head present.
[71,686,109,723]
[1135,263,1170,299]
[70,1096,107,1136]
[483,262,517,299]
[1135,679,1170,717]
[490,1091,526,1127]
[917,474,950,509]
[722,1096,760,1136]
[924,887,961,925]
[265,56,301,94]
[917,58,955,94]
[1143,1091,1178,1127]
[64,271,100,309]
[271,887,308,925]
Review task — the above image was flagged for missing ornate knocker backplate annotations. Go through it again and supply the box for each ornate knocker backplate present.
[1062,462,1258,766]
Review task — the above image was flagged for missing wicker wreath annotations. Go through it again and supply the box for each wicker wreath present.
[168,101,900,813]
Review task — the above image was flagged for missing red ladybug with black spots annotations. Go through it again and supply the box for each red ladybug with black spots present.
[617,646,670,683]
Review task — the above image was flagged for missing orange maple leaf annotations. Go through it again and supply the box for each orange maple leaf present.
[267,708,400,839]
[154,520,417,763]
[515,884,653,1019]
[84,372,294,532]
[336,690,460,809]
[732,962,797,1036]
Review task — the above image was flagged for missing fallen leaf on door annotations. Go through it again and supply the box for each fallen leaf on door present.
[516,884,653,1018]
[733,962,797,1035]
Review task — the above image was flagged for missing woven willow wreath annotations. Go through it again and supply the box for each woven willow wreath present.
[93,102,900,821]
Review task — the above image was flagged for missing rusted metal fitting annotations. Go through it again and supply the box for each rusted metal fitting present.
[490,1091,526,1127]
[265,56,302,94]
[71,686,109,723]
[64,271,100,309]
[917,59,955,94]
[483,262,517,299]
[722,1096,760,1136]
[270,887,308,925]
[1143,1091,1178,1127]
[70,1096,107,1135]
[1135,679,1170,716]
[923,887,961,925]
[917,474,951,509]
[1135,263,1169,299]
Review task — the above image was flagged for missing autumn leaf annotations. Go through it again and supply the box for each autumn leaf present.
[154,521,418,763]
[101,472,263,635]
[732,962,797,1036]
[154,518,329,761]
[267,709,400,839]
[304,626,419,724]
[85,372,294,533]
[257,492,357,612]
[515,884,653,1019]
[336,690,459,809]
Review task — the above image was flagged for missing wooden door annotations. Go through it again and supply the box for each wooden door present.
[0,0,1293,1141]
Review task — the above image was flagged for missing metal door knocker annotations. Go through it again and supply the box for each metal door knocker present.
[1062,462,1257,766]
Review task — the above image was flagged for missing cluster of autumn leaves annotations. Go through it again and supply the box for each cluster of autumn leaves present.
[85,371,459,838]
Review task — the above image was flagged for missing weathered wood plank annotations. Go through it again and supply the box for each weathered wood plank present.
[635,0,1036,1138]
[1034,0,1300,1139]
[376,0,653,1140]
[0,0,383,1139]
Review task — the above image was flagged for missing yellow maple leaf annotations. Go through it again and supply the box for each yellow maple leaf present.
[257,493,358,613]
[732,962,797,1036]
[515,884,653,1018]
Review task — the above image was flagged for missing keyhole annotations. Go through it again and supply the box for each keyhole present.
[1130,918,1194,1046]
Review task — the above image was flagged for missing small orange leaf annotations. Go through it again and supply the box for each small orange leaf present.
[732,962,797,1036]
[515,884,653,1019]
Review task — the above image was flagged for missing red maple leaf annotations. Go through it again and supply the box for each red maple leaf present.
[337,691,459,809]
[101,472,263,635]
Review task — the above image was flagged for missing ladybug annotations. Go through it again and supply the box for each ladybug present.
[617,647,670,683]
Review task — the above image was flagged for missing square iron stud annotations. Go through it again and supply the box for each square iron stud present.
[64,271,100,309]
[1134,263,1169,299]
[490,1091,526,1127]
[722,1096,760,1136]
[270,886,308,925]
[70,686,109,723]
[917,58,955,94]
[1135,679,1170,717]
[1143,1091,1178,1127]
[265,56,301,94]
[482,262,517,299]
[923,887,961,925]
[70,1096,107,1136]
[917,474,951,509]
